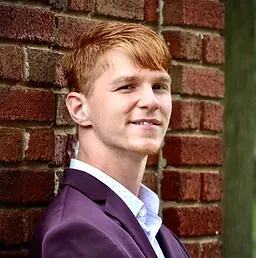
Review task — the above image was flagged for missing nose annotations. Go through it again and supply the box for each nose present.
[137,86,159,111]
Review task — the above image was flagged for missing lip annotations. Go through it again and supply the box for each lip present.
[130,118,161,126]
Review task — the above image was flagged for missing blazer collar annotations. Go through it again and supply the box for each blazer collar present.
[62,168,157,258]
[62,168,109,201]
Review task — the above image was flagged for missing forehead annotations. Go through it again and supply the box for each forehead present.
[100,49,170,81]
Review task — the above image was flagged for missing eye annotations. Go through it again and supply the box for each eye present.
[116,85,135,91]
[153,84,169,91]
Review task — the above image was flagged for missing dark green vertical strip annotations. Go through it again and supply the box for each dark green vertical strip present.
[223,1,255,258]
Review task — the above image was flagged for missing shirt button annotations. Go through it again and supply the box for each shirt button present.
[139,209,146,217]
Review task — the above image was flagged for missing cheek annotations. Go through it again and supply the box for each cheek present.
[119,97,137,115]
[169,100,172,117]
[161,96,172,117]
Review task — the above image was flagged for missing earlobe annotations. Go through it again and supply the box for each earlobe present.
[66,92,91,126]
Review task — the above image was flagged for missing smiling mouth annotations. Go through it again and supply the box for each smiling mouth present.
[132,122,156,125]
[130,119,161,126]
[134,121,154,125]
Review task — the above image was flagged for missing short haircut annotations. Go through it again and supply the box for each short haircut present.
[62,21,171,95]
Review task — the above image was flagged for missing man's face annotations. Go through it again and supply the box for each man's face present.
[85,49,172,156]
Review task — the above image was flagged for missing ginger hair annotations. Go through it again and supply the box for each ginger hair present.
[62,21,171,95]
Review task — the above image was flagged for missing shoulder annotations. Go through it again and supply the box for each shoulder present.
[39,185,104,229]
[41,219,128,258]
[31,185,103,243]
[30,186,129,258]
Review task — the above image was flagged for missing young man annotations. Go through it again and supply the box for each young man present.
[29,22,191,258]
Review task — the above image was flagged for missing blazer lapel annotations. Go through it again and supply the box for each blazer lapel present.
[157,225,191,258]
[62,168,157,258]
[157,226,174,258]
[105,189,157,258]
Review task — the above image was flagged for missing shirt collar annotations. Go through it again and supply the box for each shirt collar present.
[69,158,160,218]
[139,184,160,216]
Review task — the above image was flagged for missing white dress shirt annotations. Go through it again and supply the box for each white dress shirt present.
[70,158,165,258]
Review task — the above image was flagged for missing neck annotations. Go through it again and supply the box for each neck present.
[77,142,147,196]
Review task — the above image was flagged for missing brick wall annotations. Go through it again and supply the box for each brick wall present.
[0,0,224,257]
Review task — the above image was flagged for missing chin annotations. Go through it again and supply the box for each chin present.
[129,142,161,156]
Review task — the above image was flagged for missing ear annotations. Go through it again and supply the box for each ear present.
[66,92,91,127]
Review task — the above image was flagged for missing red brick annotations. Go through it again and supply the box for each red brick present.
[201,241,222,258]
[0,251,28,258]
[54,134,77,166]
[163,0,224,30]
[67,134,77,161]
[0,45,23,81]
[142,172,157,193]
[56,16,95,48]
[144,0,158,22]
[67,0,95,12]
[0,209,23,246]
[161,170,201,201]
[0,170,54,204]
[23,209,44,243]
[96,0,144,20]
[170,100,201,130]
[201,173,223,202]
[163,31,202,61]
[183,243,200,258]
[163,206,222,237]
[171,65,224,98]
[53,135,68,166]
[201,101,224,132]
[0,3,54,43]
[163,136,223,166]
[25,129,54,162]
[203,35,225,64]
[52,134,77,166]
[0,87,55,122]
[27,48,66,87]
[0,129,22,162]
[147,153,158,166]
[56,93,74,125]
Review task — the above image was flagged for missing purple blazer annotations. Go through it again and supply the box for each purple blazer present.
[29,168,191,258]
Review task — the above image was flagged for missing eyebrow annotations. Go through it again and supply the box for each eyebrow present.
[111,76,137,85]
[111,75,171,85]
